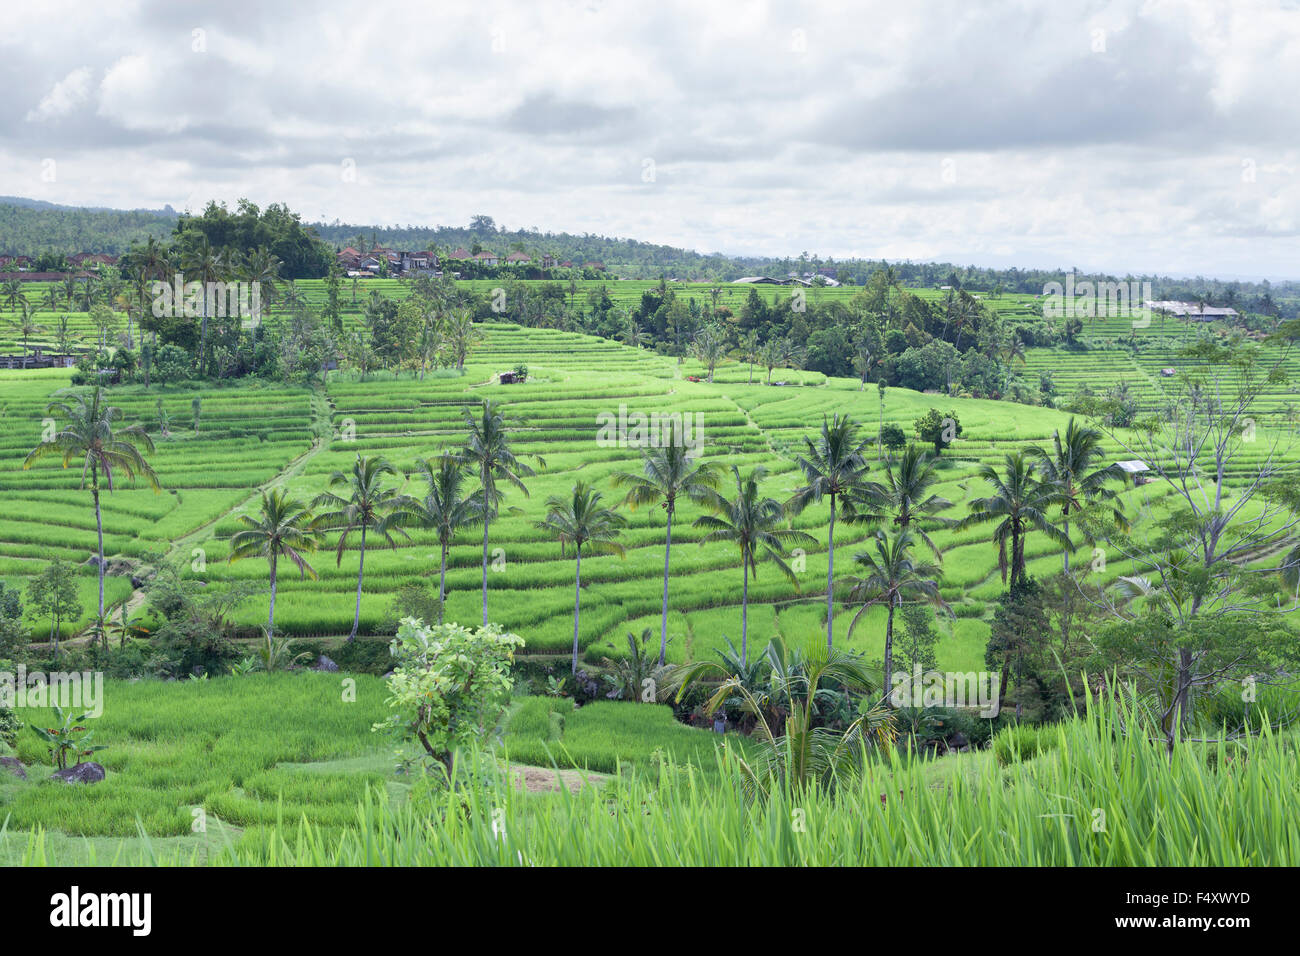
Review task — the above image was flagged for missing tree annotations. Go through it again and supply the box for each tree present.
[7,302,45,369]
[25,560,83,657]
[374,618,524,778]
[1094,336,1300,738]
[863,444,952,558]
[1029,417,1126,574]
[313,455,415,641]
[612,443,719,665]
[445,311,483,370]
[538,481,626,673]
[844,529,948,702]
[787,414,877,652]
[228,488,321,638]
[739,330,761,385]
[692,325,726,383]
[914,408,963,455]
[463,401,536,626]
[694,466,815,666]
[895,604,940,675]
[24,388,160,629]
[415,452,483,624]
[180,236,225,372]
[673,637,893,796]
[959,451,1071,588]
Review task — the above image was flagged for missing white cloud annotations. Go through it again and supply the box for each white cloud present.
[25,67,93,121]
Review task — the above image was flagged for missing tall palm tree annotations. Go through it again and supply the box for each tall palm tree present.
[739,330,760,385]
[61,274,78,311]
[8,302,45,369]
[1,279,25,313]
[23,388,160,627]
[1029,417,1127,574]
[538,481,626,673]
[312,455,416,641]
[694,466,815,667]
[181,237,225,371]
[958,451,1071,588]
[446,311,483,369]
[612,443,719,665]
[787,414,878,652]
[415,451,483,623]
[463,401,536,625]
[228,488,321,638]
[861,443,953,558]
[692,325,726,383]
[844,529,948,701]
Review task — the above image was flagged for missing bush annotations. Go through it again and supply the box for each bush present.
[0,706,21,747]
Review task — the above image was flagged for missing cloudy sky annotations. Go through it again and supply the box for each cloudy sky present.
[2,0,1298,278]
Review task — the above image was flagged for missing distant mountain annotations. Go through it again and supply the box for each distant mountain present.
[0,198,1295,306]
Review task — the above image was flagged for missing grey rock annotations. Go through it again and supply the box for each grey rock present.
[50,762,106,785]
[0,756,26,780]
[312,655,339,672]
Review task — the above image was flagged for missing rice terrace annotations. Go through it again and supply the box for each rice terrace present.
[0,3,1298,914]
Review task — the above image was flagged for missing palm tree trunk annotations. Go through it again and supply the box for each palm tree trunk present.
[658,508,673,666]
[883,600,896,704]
[571,550,582,674]
[741,559,750,668]
[1062,515,1071,575]
[481,507,491,627]
[92,468,105,627]
[439,540,448,625]
[826,496,836,652]
[268,553,278,638]
[349,524,366,642]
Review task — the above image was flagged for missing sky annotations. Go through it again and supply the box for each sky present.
[2,0,1298,279]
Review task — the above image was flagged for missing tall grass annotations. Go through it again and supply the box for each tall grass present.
[17,694,1298,865]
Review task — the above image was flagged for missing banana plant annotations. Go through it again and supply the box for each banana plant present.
[30,704,108,770]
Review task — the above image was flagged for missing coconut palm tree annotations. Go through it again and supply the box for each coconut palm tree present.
[415,451,483,623]
[312,455,416,641]
[673,636,894,797]
[958,451,1071,588]
[1,279,25,313]
[612,443,719,665]
[446,311,483,369]
[7,302,45,369]
[23,388,160,627]
[60,274,78,311]
[538,481,626,673]
[1029,417,1128,574]
[463,401,536,625]
[694,465,816,667]
[228,488,321,638]
[181,237,225,371]
[787,414,878,652]
[739,330,760,385]
[860,443,953,558]
[692,325,726,382]
[844,529,948,700]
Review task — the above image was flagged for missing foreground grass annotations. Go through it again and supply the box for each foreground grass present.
[10,695,1299,865]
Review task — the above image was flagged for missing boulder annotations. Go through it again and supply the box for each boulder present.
[50,762,106,785]
[0,756,26,780]
[312,655,339,673]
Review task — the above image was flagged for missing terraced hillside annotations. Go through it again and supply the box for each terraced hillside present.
[7,320,1293,671]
